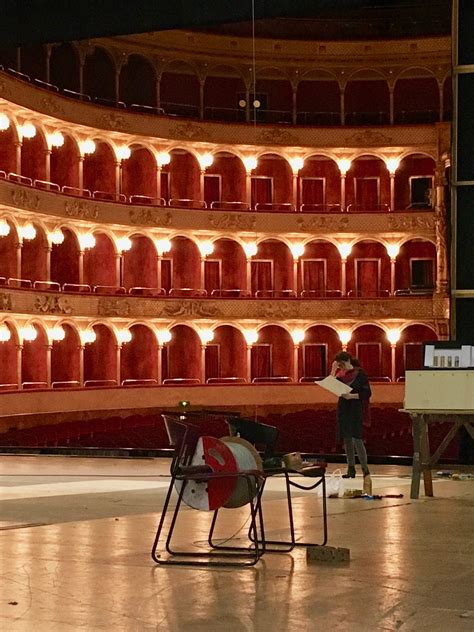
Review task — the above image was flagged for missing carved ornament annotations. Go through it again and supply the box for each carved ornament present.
[11,189,40,211]
[64,200,99,220]
[344,129,393,145]
[0,80,12,97]
[34,295,72,314]
[256,128,298,145]
[208,213,256,230]
[163,301,220,318]
[98,299,131,317]
[170,122,208,140]
[337,301,390,318]
[41,97,65,116]
[255,302,300,319]
[297,216,349,232]
[388,215,434,231]
[0,293,12,311]
[99,113,126,131]
[129,209,172,226]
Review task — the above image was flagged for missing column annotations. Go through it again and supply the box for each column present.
[45,149,51,182]
[246,258,252,293]
[292,173,298,209]
[293,258,299,294]
[116,253,122,287]
[340,174,346,211]
[390,343,397,383]
[292,86,297,125]
[200,345,206,383]
[200,257,206,290]
[200,169,206,201]
[115,161,121,196]
[293,345,299,382]
[46,344,52,387]
[340,89,345,125]
[116,345,121,385]
[390,173,395,211]
[341,258,347,296]
[156,165,162,200]
[434,162,448,294]
[79,345,85,386]
[157,344,163,384]
[246,172,252,207]
[389,86,394,124]
[78,156,84,192]
[390,258,396,295]
[45,246,52,281]
[16,242,22,279]
[157,255,162,289]
[78,250,84,284]
[246,345,252,383]
[17,345,22,388]
[15,141,22,174]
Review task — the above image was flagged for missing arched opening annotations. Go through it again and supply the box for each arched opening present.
[21,323,48,387]
[394,69,440,124]
[160,62,200,118]
[300,240,341,296]
[346,240,391,297]
[253,154,292,209]
[254,69,292,123]
[203,66,246,121]
[21,128,46,182]
[49,43,80,92]
[83,232,117,288]
[50,228,80,287]
[297,70,340,125]
[50,133,80,189]
[83,324,117,385]
[394,154,436,211]
[205,239,246,295]
[396,239,436,294]
[207,326,246,382]
[120,324,158,384]
[0,220,18,279]
[21,223,48,282]
[0,323,18,387]
[204,151,246,207]
[345,156,390,212]
[121,146,156,199]
[51,324,81,385]
[252,325,293,380]
[349,324,391,379]
[299,155,341,211]
[0,123,17,174]
[122,234,157,290]
[344,70,390,125]
[83,141,116,194]
[251,240,293,296]
[120,54,156,107]
[169,236,201,291]
[83,47,116,101]
[168,149,200,202]
[397,324,437,378]
[20,44,47,82]
[300,325,340,379]
[166,325,201,381]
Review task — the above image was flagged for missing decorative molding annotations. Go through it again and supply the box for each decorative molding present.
[98,113,126,131]
[40,97,65,116]
[0,293,13,311]
[129,208,173,226]
[97,298,131,316]
[256,128,299,145]
[33,295,72,314]
[208,213,256,230]
[255,302,301,319]
[387,215,435,230]
[0,79,12,97]
[64,200,100,220]
[163,301,221,318]
[11,189,40,211]
[170,122,209,140]
[344,129,393,145]
[296,216,350,232]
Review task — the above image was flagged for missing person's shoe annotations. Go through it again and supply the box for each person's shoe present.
[342,466,356,479]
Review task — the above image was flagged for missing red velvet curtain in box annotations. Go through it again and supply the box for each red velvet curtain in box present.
[205,344,220,381]
[302,260,326,291]
[301,178,324,205]
[303,344,327,377]
[251,177,272,206]
[251,344,272,378]
[204,260,221,293]
[356,342,382,377]
[251,261,273,292]
[356,259,380,296]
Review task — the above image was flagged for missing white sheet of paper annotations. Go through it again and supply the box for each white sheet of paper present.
[316,376,352,397]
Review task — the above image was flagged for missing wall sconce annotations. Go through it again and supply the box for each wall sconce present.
[0,324,11,342]
[337,158,352,175]
[20,122,36,139]
[385,157,401,175]
[289,243,305,259]
[386,243,400,259]
[49,229,64,245]
[48,131,64,148]
[386,328,401,345]
[155,238,171,255]
[198,329,214,345]
[197,153,214,170]
[78,233,96,250]
[19,224,36,240]
[0,113,10,131]
[116,236,132,252]
[243,329,259,346]
[20,325,37,342]
[156,329,172,345]
[243,242,258,258]
[79,139,96,156]
[290,329,305,345]
[199,241,214,257]
[156,152,171,166]
[80,330,96,345]
[337,242,352,259]
[338,330,352,346]
[289,157,304,173]
[243,156,258,172]
[0,219,10,237]
[117,329,132,344]
[116,145,131,161]
[50,326,65,342]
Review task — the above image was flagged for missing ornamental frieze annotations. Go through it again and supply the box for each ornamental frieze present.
[336,301,390,318]
[129,208,173,226]
[11,189,40,211]
[64,200,99,220]
[297,216,349,232]
[0,293,12,311]
[387,215,435,230]
[34,295,72,314]
[170,122,209,140]
[256,128,299,145]
[163,301,221,318]
[0,80,12,97]
[98,298,131,317]
[40,97,65,116]
[208,213,256,231]
[99,112,126,131]
[344,129,393,145]
[255,302,301,319]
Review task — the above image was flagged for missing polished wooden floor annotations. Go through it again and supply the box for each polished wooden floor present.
[1,456,473,631]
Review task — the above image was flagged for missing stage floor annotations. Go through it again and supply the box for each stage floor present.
[1,455,473,631]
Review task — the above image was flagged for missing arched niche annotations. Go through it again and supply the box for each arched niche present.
[397,324,437,378]
[51,324,81,384]
[394,154,436,211]
[51,228,80,286]
[169,148,200,201]
[119,54,156,107]
[210,326,246,380]
[346,240,391,297]
[83,47,116,101]
[252,325,293,380]
[169,236,200,289]
[396,239,436,292]
[253,154,292,207]
[122,146,156,198]
[0,220,18,279]
[394,69,440,123]
[0,124,17,174]
[166,325,201,380]
[344,70,390,125]
[0,323,19,386]
[345,156,390,212]
[204,151,246,206]
[21,223,48,281]
[300,325,340,379]
[50,133,80,189]
[252,240,293,293]
[84,324,117,384]
[203,66,246,121]
[299,240,341,295]
[296,70,340,125]
[122,234,157,289]
[21,129,47,182]
[83,232,117,287]
[50,43,80,92]
[20,44,47,82]
[160,61,200,117]
[206,238,246,293]
[83,141,116,194]
[255,69,292,123]
[349,324,391,379]
[21,323,48,386]
[120,324,158,383]
[299,155,340,210]
[443,76,452,121]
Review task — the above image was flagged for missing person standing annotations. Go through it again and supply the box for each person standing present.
[330,351,372,484]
